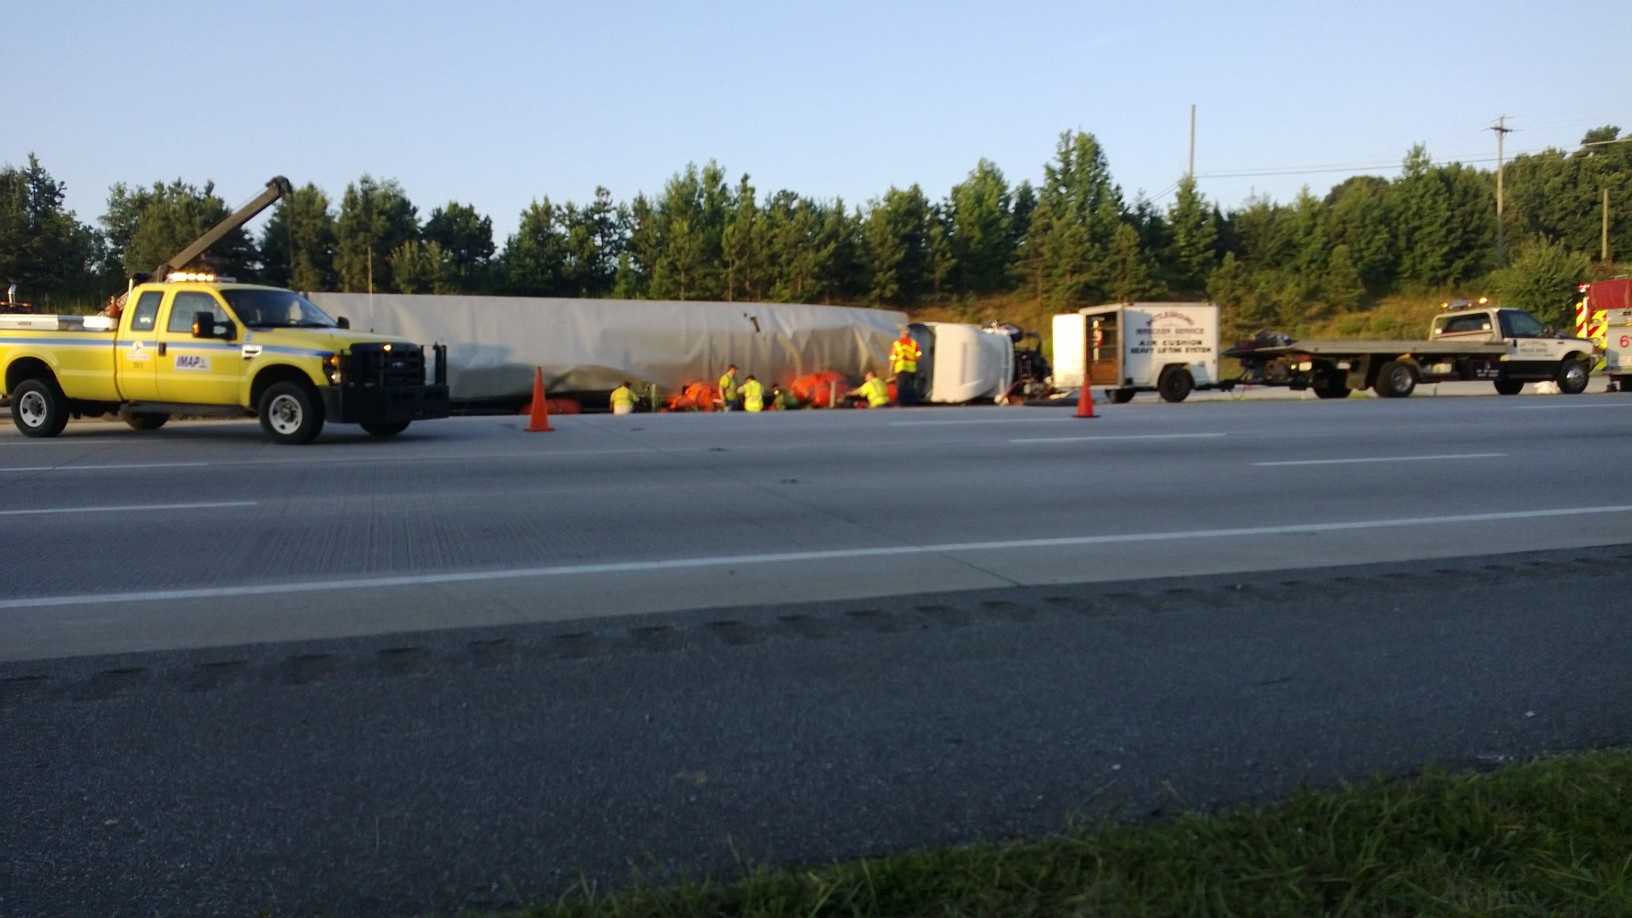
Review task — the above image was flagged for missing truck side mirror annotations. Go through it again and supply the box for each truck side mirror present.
[336,316,351,329]
[192,311,218,338]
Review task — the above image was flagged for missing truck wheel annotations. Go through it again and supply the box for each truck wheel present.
[1111,388,1136,404]
[123,413,170,431]
[10,378,71,438]
[361,421,410,438]
[1375,360,1417,398]
[1157,368,1194,403]
[1493,378,1525,396]
[1557,358,1590,395]
[258,381,325,444]
[1313,372,1351,399]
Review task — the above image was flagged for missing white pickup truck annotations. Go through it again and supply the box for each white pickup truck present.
[1227,302,1601,398]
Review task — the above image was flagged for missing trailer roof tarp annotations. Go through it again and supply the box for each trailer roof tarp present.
[308,293,907,402]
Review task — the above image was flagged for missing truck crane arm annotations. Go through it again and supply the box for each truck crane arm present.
[149,175,293,280]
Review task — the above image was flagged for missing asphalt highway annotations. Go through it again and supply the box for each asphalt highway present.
[5,394,1632,915]
[2,394,1632,661]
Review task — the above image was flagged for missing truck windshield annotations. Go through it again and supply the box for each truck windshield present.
[222,290,338,329]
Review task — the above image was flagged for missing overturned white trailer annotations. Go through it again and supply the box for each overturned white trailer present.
[309,293,907,403]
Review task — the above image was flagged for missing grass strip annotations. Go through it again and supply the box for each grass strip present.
[503,749,1632,917]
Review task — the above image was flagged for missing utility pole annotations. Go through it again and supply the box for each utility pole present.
[1489,115,1514,263]
[1606,186,1614,264]
[1187,104,1196,178]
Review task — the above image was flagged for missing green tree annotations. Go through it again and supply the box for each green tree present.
[0,154,102,304]
[260,183,336,291]
[722,174,765,301]
[1027,130,1125,306]
[1489,237,1593,327]
[1164,175,1216,293]
[863,185,931,305]
[1393,146,1494,284]
[948,159,1013,294]
[335,176,419,292]
[502,198,568,295]
[389,240,454,294]
[108,179,260,279]
[1321,243,1366,310]
[1324,176,1395,292]
[423,201,495,291]
[650,162,729,300]
[1106,222,1159,302]
[926,205,958,299]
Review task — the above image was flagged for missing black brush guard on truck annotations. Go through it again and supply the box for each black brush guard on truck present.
[322,343,450,424]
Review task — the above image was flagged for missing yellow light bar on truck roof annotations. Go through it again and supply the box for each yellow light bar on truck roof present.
[164,271,237,283]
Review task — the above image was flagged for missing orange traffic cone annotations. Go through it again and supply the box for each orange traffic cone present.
[1075,382,1097,419]
[527,367,553,432]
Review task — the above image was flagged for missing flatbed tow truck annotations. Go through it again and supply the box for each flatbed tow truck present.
[1227,299,1602,398]
[1,177,450,443]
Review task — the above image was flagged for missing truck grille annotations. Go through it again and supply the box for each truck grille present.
[347,344,425,389]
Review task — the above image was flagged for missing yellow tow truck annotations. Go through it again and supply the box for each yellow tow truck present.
[1,178,449,444]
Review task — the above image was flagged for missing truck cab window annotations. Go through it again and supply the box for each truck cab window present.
[1437,314,1491,335]
[129,292,163,332]
[1499,310,1545,338]
[168,292,230,333]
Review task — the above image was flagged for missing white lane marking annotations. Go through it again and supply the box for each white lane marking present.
[1513,403,1632,410]
[1011,433,1228,444]
[0,461,211,472]
[891,417,1072,427]
[0,500,256,518]
[1254,452,1507,467]
[4,503,1627,610]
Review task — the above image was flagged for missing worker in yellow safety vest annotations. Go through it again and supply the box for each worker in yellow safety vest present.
[718,364,740,411]
[610,381,637,415]
[741,374,764,412]
[890,328,922,406]
[848,371,891,408]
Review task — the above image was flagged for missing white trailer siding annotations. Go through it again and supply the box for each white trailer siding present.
[1051,303,1219,389]
[1605,308,1632,379]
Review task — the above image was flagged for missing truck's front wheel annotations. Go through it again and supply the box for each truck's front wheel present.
[1374,360,1418,398]
[10,378,70,438]
[258,381,325,444]
[1494,378,1525,396]
[1557,358,1590,395]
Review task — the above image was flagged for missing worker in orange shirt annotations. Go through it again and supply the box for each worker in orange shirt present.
[890,328,922,406]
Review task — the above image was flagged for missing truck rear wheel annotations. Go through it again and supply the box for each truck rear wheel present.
[1313,371,1351,399]
[1494,378,1525,396]
[258,381,325,445]
[10,378,71,438]
[1157,368,1194,403]
[1557,358,1590,395]
[123,412,169,431]
[1374,360,1418,398]
[361,421,411,438]
[1111,388,1136,404]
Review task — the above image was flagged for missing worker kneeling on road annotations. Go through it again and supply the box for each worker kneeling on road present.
[890,328,922,407]
[610,380,637,415]
[718,364,740,411]
[741,374,764,412]
[848,370,891,409]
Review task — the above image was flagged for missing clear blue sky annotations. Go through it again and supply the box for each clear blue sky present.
[8,0,1628,240]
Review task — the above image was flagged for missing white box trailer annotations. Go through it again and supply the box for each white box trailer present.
[1051,302,1223,403]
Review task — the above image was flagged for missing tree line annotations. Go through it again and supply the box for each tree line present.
[2,127,1626,328]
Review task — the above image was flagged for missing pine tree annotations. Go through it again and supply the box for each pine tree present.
[1321,243,1366,310]
[261,184,337,291]
[335,176,418,293]
[1165,175,1216,293]
[948,159,1013,294]
[1106,223,1158,302]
